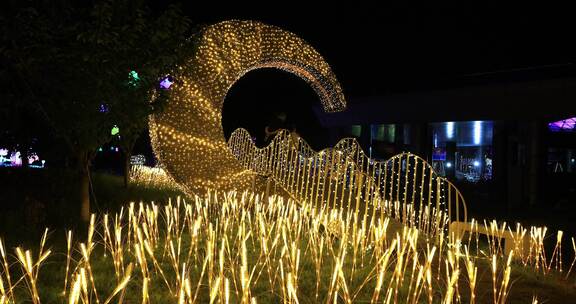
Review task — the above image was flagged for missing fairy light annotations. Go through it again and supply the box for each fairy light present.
[228,127,466,239]
[149,20,346,195]
[3,18,566,302]
[0,190,573,302]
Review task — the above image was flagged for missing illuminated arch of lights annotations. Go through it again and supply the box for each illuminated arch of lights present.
[150,20,346,194]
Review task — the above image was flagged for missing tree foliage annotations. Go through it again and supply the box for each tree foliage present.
[0,0,194,219]
[3,0,192,155]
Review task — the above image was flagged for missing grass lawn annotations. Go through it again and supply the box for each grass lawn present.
[1,168,576,303]
[0,167,185,243]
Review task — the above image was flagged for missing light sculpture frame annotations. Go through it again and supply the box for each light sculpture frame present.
[149,20,346,194]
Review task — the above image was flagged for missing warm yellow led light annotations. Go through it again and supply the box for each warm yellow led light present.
[150,20,346,195]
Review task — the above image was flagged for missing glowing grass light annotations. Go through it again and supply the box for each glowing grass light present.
[63,230,73,297]
[0,238,14,303]
[0,191,573,303]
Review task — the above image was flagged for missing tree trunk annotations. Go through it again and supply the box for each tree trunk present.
[121,137,137,189]
[80,165,90,222]
[124,153,131,188]
[77,150,91,223]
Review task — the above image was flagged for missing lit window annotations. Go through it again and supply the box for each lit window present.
[349,125,362,137]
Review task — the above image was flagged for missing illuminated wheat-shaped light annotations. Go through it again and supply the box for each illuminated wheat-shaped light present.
[463,246,477,304]
[491,254,498,304]
[63,230,73,297]
[371,239,396,303]
[2,186,576,303]
[0,238,14,303]
[443,269,460,304]
[79,242,99,303]
[0,271,5,301]
[103,263,133,304]
[546,230,563,274]
[497,250,513,304]
[67,271,82,304]
[15,246,50,304]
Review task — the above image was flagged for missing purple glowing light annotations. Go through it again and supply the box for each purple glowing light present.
[99,104,110,113]
[159,76,174,89]
[549,117,576,132]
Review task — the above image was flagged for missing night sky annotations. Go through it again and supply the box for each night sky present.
[176,8,576,95]
[153,4,576,148]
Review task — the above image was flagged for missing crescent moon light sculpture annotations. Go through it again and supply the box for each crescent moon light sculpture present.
[150,20,346,194]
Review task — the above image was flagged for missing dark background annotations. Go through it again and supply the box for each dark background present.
[160,6,576,148]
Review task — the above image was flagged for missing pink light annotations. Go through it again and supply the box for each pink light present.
[549,117,576,131]
[10,152,22,166]
[28,154,39,164]
[159,76,174,89]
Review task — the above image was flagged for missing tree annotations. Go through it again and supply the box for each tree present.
[82,2,197,189]
[0,0,192,222]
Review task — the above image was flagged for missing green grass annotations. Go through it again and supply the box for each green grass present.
[2,169,576,303]
[89,172,185,214]
[0,167,185,245]
[3,220,415,303]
